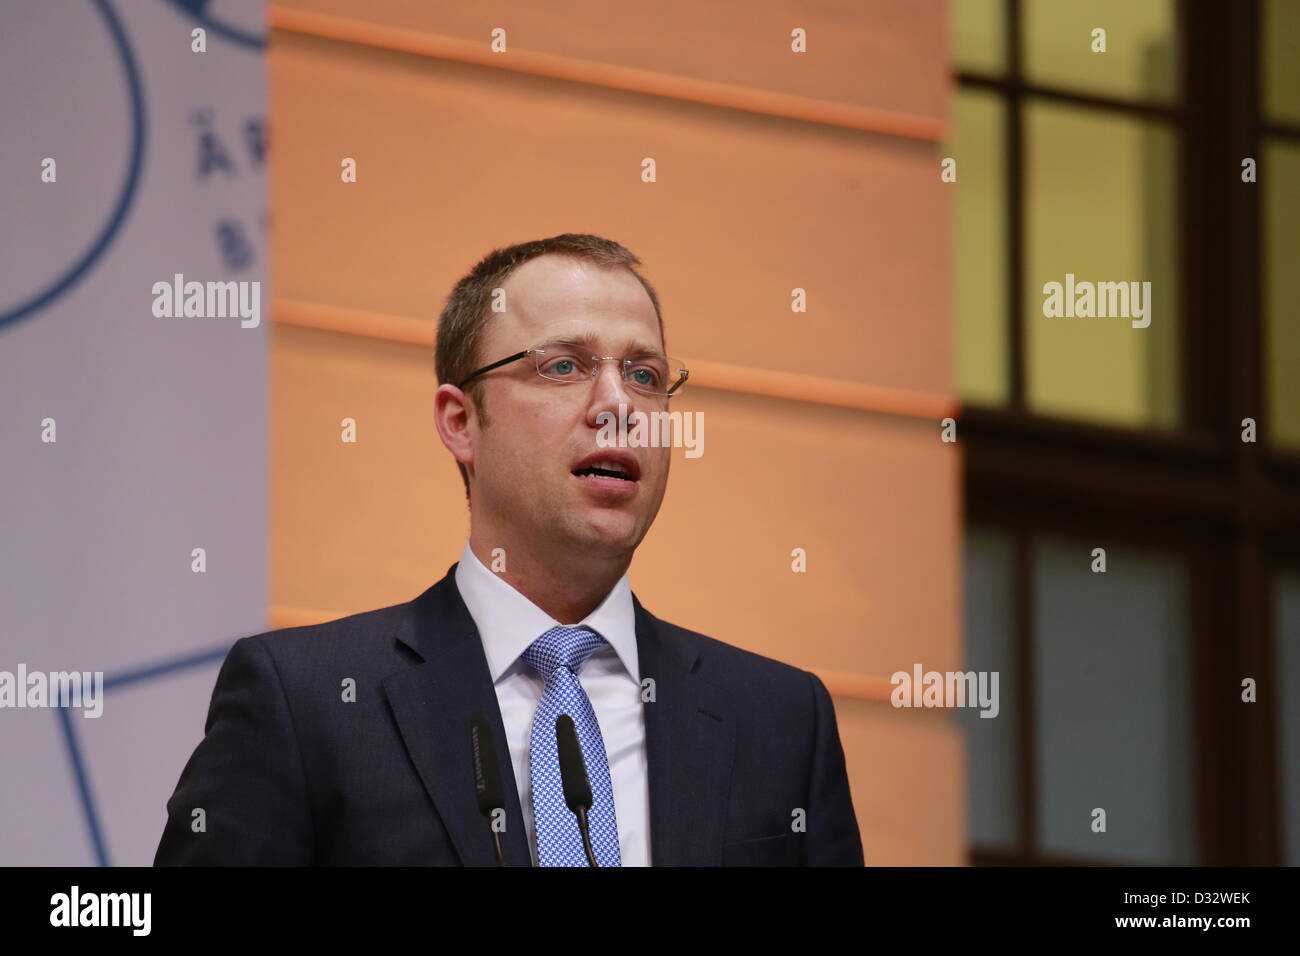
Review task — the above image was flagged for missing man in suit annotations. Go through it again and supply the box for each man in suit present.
[155,233,863,866]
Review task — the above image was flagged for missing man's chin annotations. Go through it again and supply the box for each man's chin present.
[559,514,643,556]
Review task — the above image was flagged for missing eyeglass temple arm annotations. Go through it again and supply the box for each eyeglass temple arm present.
[455,349,532,388]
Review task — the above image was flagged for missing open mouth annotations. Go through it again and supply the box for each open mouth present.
[570,453,640,483]
[572,461,635,481]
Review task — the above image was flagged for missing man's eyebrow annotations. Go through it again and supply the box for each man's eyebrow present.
[545,333,665,356]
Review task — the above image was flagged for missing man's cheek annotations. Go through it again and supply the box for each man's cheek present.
[651,450,671,483]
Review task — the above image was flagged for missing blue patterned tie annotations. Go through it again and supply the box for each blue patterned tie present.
[522,625,622,867]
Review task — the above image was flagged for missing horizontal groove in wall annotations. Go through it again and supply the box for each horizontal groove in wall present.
[273,298,958,420]
[269,604,894,701]
[268,5,946,142]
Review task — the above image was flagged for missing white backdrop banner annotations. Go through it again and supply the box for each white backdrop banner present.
[0,0,268,866]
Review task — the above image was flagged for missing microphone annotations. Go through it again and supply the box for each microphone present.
[470,709,508,866]
[555,713,599,867]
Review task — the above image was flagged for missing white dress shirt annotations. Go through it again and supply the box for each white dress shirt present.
[453,540,651,866]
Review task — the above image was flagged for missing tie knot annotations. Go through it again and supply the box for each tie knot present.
[522,625,607,678]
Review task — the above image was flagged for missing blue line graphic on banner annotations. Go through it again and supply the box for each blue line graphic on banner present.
[163,0,268,50]
[0,0,147,334]
[57,643,235,866]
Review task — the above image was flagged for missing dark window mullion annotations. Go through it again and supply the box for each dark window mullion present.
[1007,0,1025,412]
[1259,123,1300,140]
[1206,0,1279,865]
[1008,4,1033,860]
[958,72,1181,121]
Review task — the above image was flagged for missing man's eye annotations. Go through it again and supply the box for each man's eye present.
[547,357,584,376]
[630,367,659,387]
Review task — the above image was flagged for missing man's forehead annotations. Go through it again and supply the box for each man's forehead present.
[504,255,650,311]
[494,255,661,347]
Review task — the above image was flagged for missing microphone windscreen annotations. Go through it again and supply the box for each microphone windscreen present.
[555,713,593,812]
[471,708,505,815]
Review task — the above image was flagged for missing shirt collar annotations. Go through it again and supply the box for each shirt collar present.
[453,540,639,684]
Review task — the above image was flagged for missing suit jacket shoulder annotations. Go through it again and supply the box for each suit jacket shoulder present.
[644,613,827,713]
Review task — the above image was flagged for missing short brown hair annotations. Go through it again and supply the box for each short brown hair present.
[435,233,664,499]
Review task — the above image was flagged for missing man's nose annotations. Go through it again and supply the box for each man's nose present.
[586,361,635,426]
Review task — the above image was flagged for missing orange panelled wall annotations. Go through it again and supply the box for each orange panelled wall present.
[268,0,962,864]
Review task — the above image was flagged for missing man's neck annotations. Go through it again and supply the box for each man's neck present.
[467,532,630,625]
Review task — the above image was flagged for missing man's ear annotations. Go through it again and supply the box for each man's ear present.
[434,383,475,470]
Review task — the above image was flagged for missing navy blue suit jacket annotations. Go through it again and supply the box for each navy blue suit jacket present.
[155,564,864,866]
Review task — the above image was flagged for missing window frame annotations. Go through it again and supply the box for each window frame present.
[956,0,1299,866]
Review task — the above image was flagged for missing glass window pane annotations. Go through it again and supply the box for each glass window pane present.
[1024,102,1179,428]
[961,527,1020,850]
[1277,571,1300,866]
[950,89,1009,406]
[1264,139,1300,449]
[1263,0,1300,125]
[1033,538,1196,863]
[1024,0,1177,103]
[952,0,1006,75]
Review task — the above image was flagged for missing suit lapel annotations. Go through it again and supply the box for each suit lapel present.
[635,595,735,866]
[382,566,532,867]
